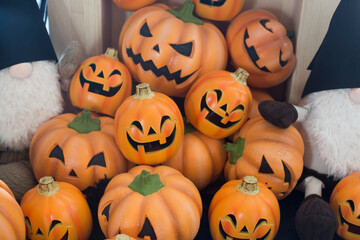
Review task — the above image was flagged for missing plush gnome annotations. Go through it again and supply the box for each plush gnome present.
[0,0,81,202]
[259,1,360,239]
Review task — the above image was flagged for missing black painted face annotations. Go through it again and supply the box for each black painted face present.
[79,63,123,97]
[200,89,245,129]
[126,21,198,85]
[126,116,176,154]
[219,214,272,240]
[244,19,288,72]
[200,0,226,7]
[339,200,360,235]
[25,217,70,240]
[49,145,107,178]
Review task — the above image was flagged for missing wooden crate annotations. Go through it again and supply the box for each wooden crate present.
[48,0,341,104]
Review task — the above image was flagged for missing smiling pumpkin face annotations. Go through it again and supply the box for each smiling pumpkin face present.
[119,2,227,97]
[70,48,132,117]
[114,84,184,165]
[330,172,360,239]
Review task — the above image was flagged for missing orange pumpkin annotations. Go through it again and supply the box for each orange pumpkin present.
[30,109,129,192]
[162,121,227,190]
[330,172,360,240]
[112,0,157,11]
[70,48,132,117]
[224,116,304,200]
[119,1,228,97]
[105,233,136,240]
[21,176,92,240]
[248,88,274,119]
[98,165,203,239]
[226,9,296,88]
[192,0,245,21]
[185,68,252,139]
[114,83,184,165]
[0,180,26,240]
[208,176,280,240]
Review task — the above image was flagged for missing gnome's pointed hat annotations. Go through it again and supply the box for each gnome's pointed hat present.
[302,0,360,97]
[0,0,58,70]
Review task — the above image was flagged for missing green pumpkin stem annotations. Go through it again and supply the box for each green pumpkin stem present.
[167,1,203,25]
[68,109,101,133]
[134,83,155,99]
[37,176,59,197]
[224,137,245,164]
[128,170,165,196]
[237,176,259,195]
[104,48,119,60]
[230,68,249,86]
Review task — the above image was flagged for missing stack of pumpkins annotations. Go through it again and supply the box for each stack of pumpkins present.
[1,0,309,239]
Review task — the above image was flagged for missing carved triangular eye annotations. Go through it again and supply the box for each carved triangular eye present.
[254,218,268,230]
[109,69,121,77]
[259,156,274,174]
[60,230,69,240]
[347,200,355,213]
[49,220,62,234]
[25,217,32,234]
[89,63,96,72]
[140,22,152,37]
[87,152,106,167]
[49,145,65,164]
[102,203,111,222]
[170,42,193,57]
[138,217,156,240]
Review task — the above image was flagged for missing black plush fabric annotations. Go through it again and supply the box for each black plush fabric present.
[0,0,58,70]
[302,0,360,97]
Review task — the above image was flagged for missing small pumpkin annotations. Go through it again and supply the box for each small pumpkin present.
[119,1,228,97]
[185,68,252,139]
[112,0,157,11]
[30,109,130,192]
[21,176,92,240]
[192,0,245,21]
[226,9,296,88]
[224,116,304,200]
[70,48,132,117]
[330,172,360,240]
[98,165,203,239]
[208,176,280,240]
[161,121,227,190]
[0,180,26,240]
[249,88,274,119]
[114,83,184,165]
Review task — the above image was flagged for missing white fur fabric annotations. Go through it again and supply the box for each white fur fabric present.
[0,61,63,151]
[296,89,360,180]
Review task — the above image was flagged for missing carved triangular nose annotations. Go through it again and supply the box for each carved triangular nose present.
[220,104,227,112]
[153,44,160,52]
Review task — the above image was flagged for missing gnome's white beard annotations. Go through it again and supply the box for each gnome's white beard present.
[295,89,360,180]
[0,61,63,151]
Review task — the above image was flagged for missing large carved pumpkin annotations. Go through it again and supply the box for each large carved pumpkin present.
[226,9,296,88]
[70,48,132,117]
[119,1,228,97]
[98,165,203,239]
[0,180,25,240]
[185,68,252,139]
[114,83,184,165]
[21,177,92,240]
[30,109,130,192]
[192,0,245,21]
[224,116,304,200]
[208,176,280,240]
[330,172,360,240]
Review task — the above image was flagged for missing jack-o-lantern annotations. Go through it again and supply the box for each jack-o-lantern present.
[208,176,280,240]
[192,0,245,21]
[70,48,132,117]
[119,1,228,97]
[98,165,202,239]
[30,109,130,192]
[114,83,184,165]
[226,9,296,88]
[224,116,304,200]
[21,176,92,240]
[112,0,157,11]
[330,172,360,240]
[0,180,26,240]
[185,68,252,139]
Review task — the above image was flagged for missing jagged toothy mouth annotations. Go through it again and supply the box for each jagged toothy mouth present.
[339,206,360,235]
[126,47,197,85]
[127,126,176,153]
[219,221,271,240]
